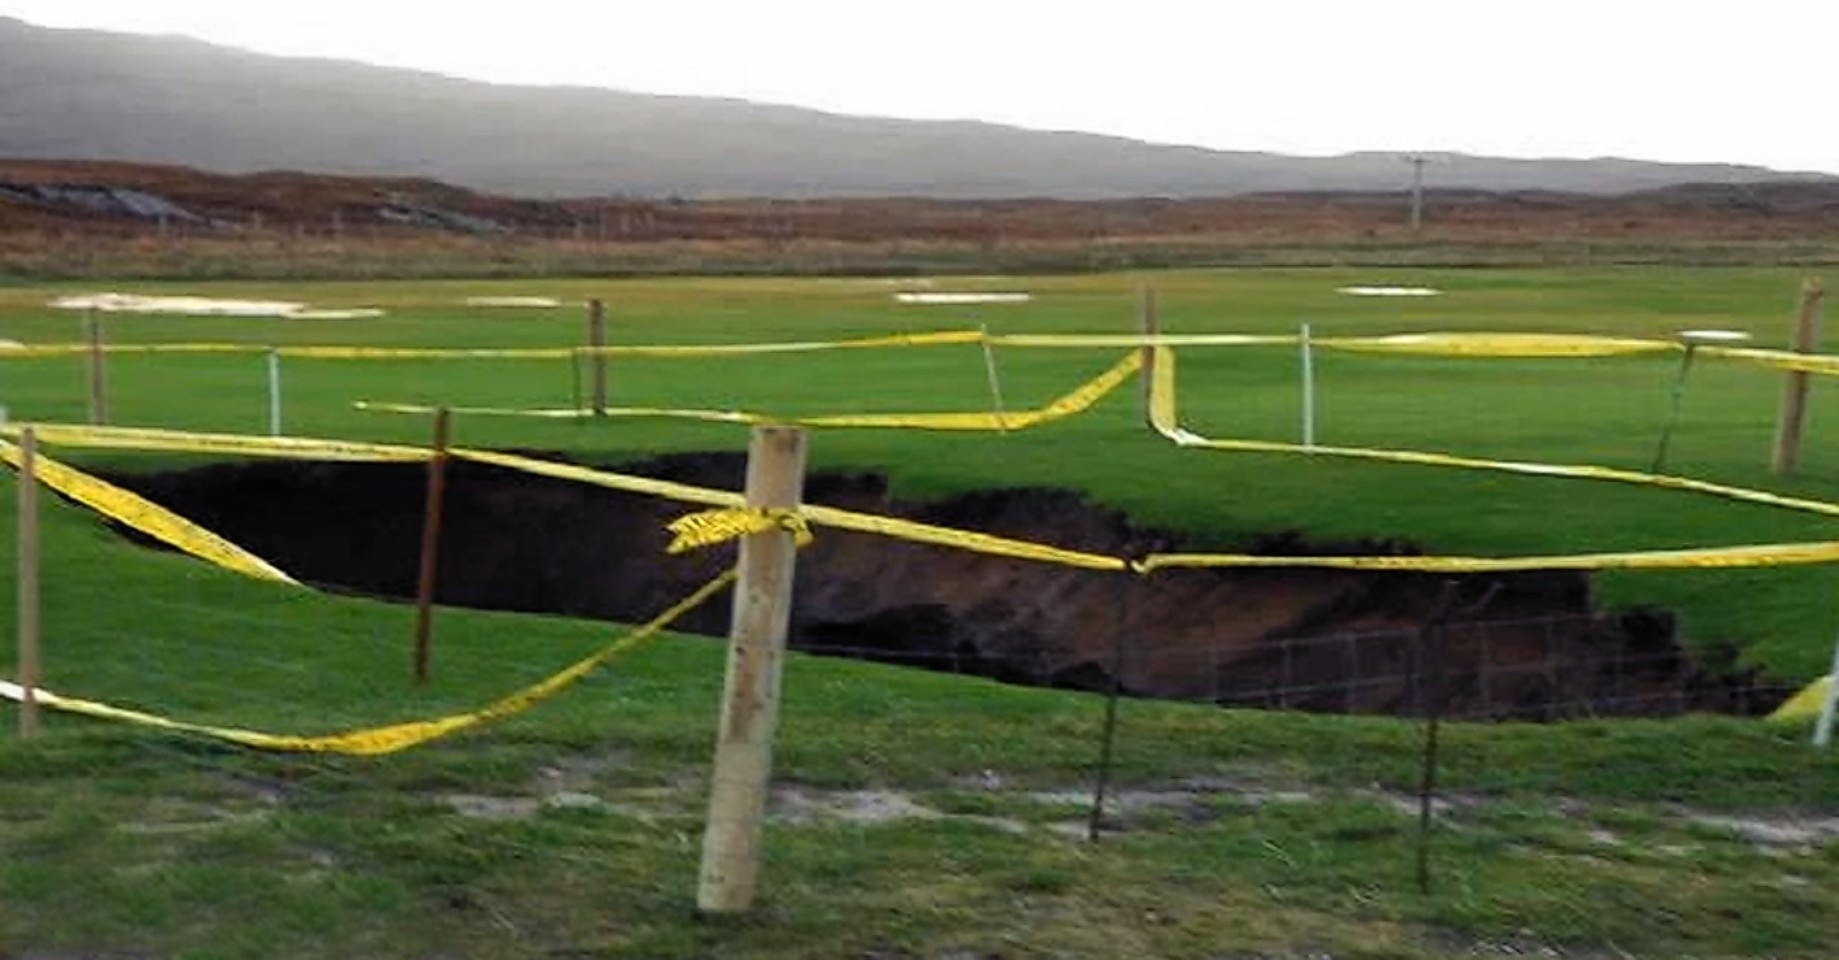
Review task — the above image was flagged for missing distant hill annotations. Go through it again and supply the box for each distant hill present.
[1,16,1831,200]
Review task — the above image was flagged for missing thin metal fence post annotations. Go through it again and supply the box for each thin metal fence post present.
[1478,626,1494,719]
[1087,572,1132,842]
[86,310,108,426]
[1813,620,1839,748]
[266,348,282,436]
[17,425,40,739]
[978,325,1010,432]
[1301,322,1316,447]
[1652,342,1700,473]
[1137,288,1158,429]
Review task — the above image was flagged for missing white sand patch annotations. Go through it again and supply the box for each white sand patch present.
[52,293,307,316]
[288,308,387,320]
[1678,329,1751,343]
[817,278,937,287]
[0,339,24,349]
[464,296,564,308]
[49,293,386,320]
[894,292,1032,305]
[1337,286,1442,297]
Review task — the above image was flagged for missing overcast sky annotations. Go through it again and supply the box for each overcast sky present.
[7,1,1836,174]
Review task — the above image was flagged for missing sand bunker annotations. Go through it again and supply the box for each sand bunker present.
[464,296,565,308]
[49,293,385,320]
[894,293,1032,304]
[1338,286,1442,297]
[0,339,24,350]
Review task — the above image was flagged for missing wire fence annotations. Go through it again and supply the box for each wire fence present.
[793,609,1799,723]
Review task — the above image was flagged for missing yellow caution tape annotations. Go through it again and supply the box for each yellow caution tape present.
[0,343,260,358]
[666,508,813,553]
[455,450,1125,570]
[356,401,763,425]
[1140,541,1839,574]
[0,569,735,755]
[1699,345,1839,376]
[1146,346,1839,522]
[990,334,1294,348]
[799,502,1128,571]
[0,330,982,362]
[452,448,746,509]
[578,329,983,357]
[1149,343,1180,435]
[13,330,1839,383]
[0,423,431,462]
[358,351,1142,432]
[1766,675,1832,723]
[283,346,575,360]
[0,437,296,584]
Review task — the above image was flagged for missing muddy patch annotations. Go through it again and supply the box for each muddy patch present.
[104,452,1790,720]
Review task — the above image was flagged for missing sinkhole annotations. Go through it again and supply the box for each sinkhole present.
[103,452,1790,720]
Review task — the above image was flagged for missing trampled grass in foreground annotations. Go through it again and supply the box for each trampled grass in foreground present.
[2,656,1836,958]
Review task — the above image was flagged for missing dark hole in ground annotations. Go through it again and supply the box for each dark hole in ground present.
[104,453,1792,720]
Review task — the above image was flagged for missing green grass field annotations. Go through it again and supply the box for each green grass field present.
[2,267,1838,958]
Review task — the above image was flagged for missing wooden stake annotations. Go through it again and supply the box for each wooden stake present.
[587,298,609,417]
[697,425,808,914]
[412,408,453,686]
[1137,287,1159,428]
[1773,278,1826,475]
[86,310,108,426]
[17,426,40,739]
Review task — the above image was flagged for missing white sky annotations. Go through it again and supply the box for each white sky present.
[7,1,1837,174]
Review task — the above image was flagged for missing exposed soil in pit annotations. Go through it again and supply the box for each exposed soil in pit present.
[105,453,1787,720]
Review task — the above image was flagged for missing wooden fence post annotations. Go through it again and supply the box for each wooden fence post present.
[1772,278,1825,475]
[86,310,109,426]
[587,298,609,417]
[412,408,453,686]
[17,425,40,739]
[697,425,808,913]
[1137,287,1159,428]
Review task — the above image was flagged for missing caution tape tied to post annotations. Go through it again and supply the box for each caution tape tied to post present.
[666,508,813,553]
